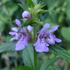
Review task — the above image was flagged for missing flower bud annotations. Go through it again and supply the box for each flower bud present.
[46,38,55,45]
[15,19,21,26]
[27,25,33,32]
[22,11,31,19]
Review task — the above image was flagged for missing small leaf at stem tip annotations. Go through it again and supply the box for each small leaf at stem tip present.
[18,3,29,11]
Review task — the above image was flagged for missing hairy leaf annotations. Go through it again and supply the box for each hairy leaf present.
[18,4,29,11]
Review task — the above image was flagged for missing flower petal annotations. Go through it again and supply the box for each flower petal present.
[15,36,28,50]
[10,36,16,41]
[15,19,21,26]
[49,25,59,32]
[9,32,16,35]
[10,33,20,41]
[12,27,18,32]
[46,38,55,45]
[34,38,49,52]
[20,27,26,33]
[43,23,50,29]
[35,45,49,52]
[53,35,62,42]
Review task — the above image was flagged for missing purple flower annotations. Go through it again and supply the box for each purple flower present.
[22,11,31,19]
[9,19,21,41]
[46,25,62,45]
[9,20,30,51]
[15,27,30,50]
[34,23,62,52]
[9,27,20,41]
[34,38,49,52]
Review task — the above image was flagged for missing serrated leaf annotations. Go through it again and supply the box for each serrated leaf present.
[12,66,33,70]
[47,65,60,70]
[22,44,34,67]
[26,0,35,7]
[61,27,70,42]
[18,3,29,11]
[0,42,15,53]
[40,57,59,70]
[50,45,70,62]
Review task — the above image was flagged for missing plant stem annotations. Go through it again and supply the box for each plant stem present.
[34,49,37,70]
[34,25,37,70]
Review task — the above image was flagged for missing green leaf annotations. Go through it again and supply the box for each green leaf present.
[22,44,34,67]
[0,42,15,53]
[12,66,33,70]
[37,10,49,14]
[50,45,70,62]
[18,3,29,11]
[61,27,70,42]
[37,10,57,14]
[26,0,35,7]
[32,0,37,5]
[47,65,60,70]
[40,57,59,70]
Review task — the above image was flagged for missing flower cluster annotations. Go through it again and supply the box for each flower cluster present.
[9,19,31,50]
[34,23,62,52]
[9,11,62,52]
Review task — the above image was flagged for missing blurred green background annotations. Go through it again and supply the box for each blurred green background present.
[0,0,70,70]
